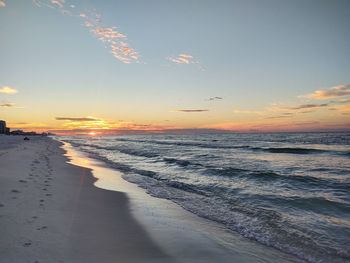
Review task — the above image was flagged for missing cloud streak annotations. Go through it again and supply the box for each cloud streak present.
[307,84,350,99]
[0,86,18,94]
[0,103,15,107]
[289,103,328,110]
[55,117,100,121]
[264,114,293,119]
[207,96,223,101]
[176,109,209,113]
[330,98,350,104]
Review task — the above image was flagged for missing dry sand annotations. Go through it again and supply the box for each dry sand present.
[0,136,168,263]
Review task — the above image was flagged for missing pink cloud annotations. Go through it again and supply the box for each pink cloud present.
[167,53,204,70]
[307,84,350,99]
[33,1,140,64]
[79,11,139,64]
[167,53,194,64]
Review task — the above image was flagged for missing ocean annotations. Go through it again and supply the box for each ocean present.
[62,132,350,263]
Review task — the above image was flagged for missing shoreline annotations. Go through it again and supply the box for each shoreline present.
[61,139,303,263]
[0,136,303,263]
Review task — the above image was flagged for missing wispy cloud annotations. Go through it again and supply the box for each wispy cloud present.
[268,102,329,113]
[32,0,66,10]
[264,113,293,119]
[0,102,23,108]
[0,86,18,94]
[33,1,139,64]
[0,0,5,8]
[51,0,64,8]
[207,96,223,101]
[167,53,203,70]
[167,54,194,64]
[306,84,350,100]
[55,116,114,130]
[176,109,209,113]
[84,13,139,64]
[55,117,100,121]
[0,103,15,107]
[52,117,177,133]
[79,8,139,64]
[289,103,328,110]
[330,98,350,104]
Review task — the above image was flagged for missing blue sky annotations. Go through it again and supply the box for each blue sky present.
[0,0,349,133]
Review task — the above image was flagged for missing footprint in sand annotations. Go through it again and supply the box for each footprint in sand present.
[42,188,47,191]
[0,203,4,207]
[19,179,27,183]
[45,194,52,197]
[36,226,47,230]
[11,189,20,193]
[23,242,32,247]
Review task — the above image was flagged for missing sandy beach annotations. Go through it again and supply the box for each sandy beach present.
[0,136,169,263]
[0,136,303,263]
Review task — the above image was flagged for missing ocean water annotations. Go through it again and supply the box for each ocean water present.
[61,132,350,263]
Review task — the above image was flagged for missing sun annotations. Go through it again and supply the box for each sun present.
[88,131,96,136]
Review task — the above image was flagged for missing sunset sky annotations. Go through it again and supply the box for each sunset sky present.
[0,0,349,134]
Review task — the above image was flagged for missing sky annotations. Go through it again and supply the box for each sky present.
[0,0,349,134]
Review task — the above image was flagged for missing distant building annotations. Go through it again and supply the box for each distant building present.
[10,129,48,136]
[0,120,6,134]
[10,129,25,135]
[0,121,49,136]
